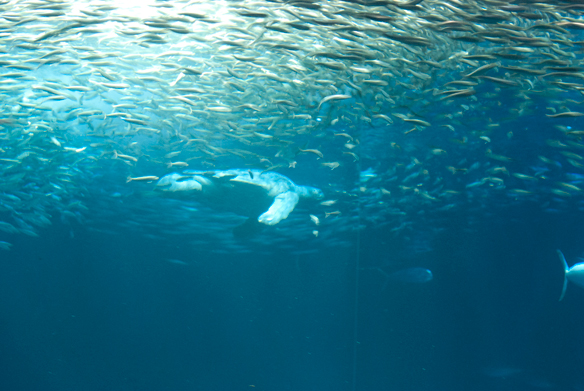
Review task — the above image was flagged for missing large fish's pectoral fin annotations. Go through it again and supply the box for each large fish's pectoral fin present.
[258,191,299,225]
[557,249,569,301]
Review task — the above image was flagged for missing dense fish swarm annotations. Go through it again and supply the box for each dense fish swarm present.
[1,0,584,253]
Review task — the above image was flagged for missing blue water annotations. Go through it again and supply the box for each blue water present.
[1,1,584,390]
[1,205,583,391]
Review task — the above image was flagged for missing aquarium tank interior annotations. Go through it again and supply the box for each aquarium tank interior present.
[0,0,583,390]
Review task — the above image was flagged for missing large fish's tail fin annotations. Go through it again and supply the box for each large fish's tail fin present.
[557,249,569,301]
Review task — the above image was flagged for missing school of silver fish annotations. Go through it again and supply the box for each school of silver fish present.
[1,0,584,254]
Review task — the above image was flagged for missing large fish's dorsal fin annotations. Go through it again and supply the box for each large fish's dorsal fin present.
[557,249,569,301]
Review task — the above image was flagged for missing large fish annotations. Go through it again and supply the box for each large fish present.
[557,250,584,301]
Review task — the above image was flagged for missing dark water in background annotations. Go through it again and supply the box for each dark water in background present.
[1,200,583,391]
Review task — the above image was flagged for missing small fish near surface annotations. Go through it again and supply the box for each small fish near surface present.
[557,250,584,301]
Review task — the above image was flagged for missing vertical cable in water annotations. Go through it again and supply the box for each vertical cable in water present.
[351,194,361,391]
